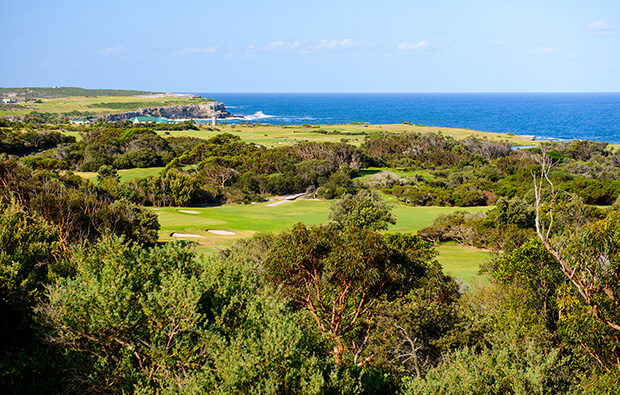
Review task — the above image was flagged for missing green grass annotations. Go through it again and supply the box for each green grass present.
[116,167,166,181]
[155,122,537,148]
[155,198,493,284]
[436,242,493,285]
[156,199,490,246]
[75,167,166,182]
[390,203,489,233]
[156,199,332,252]
[155,126,358,147]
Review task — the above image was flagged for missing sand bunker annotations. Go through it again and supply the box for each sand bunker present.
[206,229,236,235]
[177,210,200,214]
[266,193,306,207]
[170,232,203,238]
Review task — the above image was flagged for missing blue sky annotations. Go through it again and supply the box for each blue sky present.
[1,0,619,92]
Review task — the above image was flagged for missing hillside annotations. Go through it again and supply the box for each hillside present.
[0,87,165,98]
[0,90,211,118]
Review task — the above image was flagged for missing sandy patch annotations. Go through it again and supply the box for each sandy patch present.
[206,229,236,235]
[170,232,203,238]
[177,209,200,214]
[266,193,306,207]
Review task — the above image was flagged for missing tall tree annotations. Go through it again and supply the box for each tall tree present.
[262,223,430,365]
[329,190,396,231]
[533,148,620,332]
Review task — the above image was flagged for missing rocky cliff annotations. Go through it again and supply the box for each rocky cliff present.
[106,101,232,121]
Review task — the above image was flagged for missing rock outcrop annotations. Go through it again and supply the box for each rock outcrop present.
[106,102,232,121]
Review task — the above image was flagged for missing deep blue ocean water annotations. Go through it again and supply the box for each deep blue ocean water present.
[193,93,620,144]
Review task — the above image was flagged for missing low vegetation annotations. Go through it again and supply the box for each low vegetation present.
[0,87,159,98]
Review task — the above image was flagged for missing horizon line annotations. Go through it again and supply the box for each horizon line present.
[183,91,620,94]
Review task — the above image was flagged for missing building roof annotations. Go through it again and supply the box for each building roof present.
[130,116,172,124]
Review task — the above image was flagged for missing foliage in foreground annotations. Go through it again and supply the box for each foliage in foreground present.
[403,333,566,395]
[39,237,337,394]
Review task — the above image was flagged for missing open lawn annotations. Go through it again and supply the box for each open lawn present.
[436,242,493,285]
[156,199,332,251]
[390,204,489,233]
[158,122,538,148]
[75,167,166,182]
[155,198,492,283]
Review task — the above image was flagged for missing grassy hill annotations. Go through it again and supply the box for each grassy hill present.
[0,87,159,98]
[0,92,211,117]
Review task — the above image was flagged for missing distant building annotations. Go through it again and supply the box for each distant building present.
[130,116,172,124]
[70,118,90,125]
[1,98,18,104]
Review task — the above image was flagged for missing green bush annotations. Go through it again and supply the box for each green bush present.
[402,333,566,395]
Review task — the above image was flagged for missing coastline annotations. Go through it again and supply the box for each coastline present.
[195,92,620,145]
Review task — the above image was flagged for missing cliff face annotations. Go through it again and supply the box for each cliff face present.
[106,102,232,121]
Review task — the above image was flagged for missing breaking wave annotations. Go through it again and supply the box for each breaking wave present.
[245,111,274,120]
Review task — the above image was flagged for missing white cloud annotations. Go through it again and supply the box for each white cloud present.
[264,40,302,51]
[256,38,371,54]
[173,46,218,57]
[96,46,125,55]
[225,39,373,57]
[245,45,258,57]
[397,41,430,51]
[303,38,371,53]
[587,19,614,36]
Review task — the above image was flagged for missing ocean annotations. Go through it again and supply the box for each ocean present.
[193,93,620,144]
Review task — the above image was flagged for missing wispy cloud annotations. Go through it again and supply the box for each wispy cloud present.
[245,45,258,57]
[587,19,614,36]
[264,40,302,51]
[259,38,371,54]
[96,46,125,55]
[173,46,218,57]
[306,38,368,52]
[397,41,430,51]
[195,39,372,57]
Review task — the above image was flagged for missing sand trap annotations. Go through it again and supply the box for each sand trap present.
[177,210,200,214]
[206,229,236,235]
[170,232,203,238]
[266,193,306,207]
